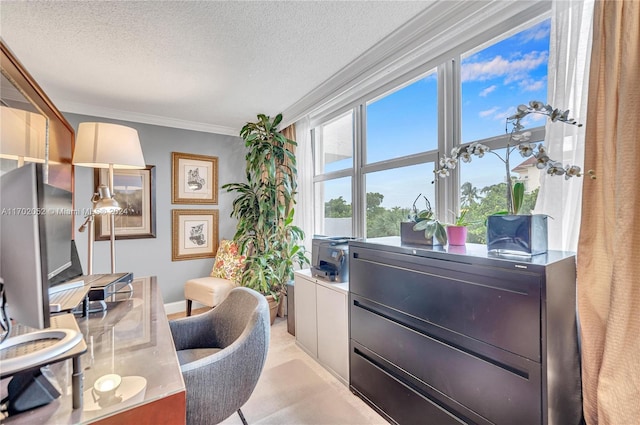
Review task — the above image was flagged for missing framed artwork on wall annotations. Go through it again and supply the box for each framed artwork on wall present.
[172,209,219,261]
[94,165,156,240]
[171,152,218,204]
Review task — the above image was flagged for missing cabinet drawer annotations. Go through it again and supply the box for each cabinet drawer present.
[351,297,542,425]
[350,247,541,360]
[351,343,469,425]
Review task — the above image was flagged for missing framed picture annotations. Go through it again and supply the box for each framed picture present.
[94,165,156,240]
[171,152,218,204]
[172,209,219,261]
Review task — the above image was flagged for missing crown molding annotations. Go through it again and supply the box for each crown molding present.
[280,0,549,129]
[58,100,240,136]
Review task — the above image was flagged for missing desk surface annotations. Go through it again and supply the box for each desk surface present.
[1,276,186,424]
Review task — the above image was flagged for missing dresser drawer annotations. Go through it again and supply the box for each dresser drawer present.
[351,296,542,425]
[351,342,471,425]
[350,247,541,360]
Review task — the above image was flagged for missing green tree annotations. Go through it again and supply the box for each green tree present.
[464,183,540,243]
[520,187,539,214]
[367,206,410,237]
[324,186,540,243]
[325,196,351,218]
[366,192,385,213]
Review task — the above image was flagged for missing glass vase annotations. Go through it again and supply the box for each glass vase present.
[486,214,548,255]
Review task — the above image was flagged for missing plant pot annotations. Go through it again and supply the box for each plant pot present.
[446,226,467,246]
[486,214,548,255]
[400,222,442,246]
[265,295,280,325]
[277,294,287,317]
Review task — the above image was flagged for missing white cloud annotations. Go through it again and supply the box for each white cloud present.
[461,51,548,83]
[519,78,546,92]
[492,108,515,122]
[519,25,551,43]
[480,85,497,97]
[479,107,499,118]
[479,106,515,121]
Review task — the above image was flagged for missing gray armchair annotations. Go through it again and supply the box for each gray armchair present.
[169,287,270,425]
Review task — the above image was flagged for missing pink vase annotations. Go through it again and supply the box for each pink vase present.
[446,226,467,246]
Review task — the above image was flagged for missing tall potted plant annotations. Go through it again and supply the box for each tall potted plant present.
[222,113,308,324]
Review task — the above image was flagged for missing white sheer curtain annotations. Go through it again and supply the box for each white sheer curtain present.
[534,0,594,252]
[294,117,314,255]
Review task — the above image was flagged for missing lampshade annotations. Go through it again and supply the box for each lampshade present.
[0,105,47,163]
[73,122,145,169]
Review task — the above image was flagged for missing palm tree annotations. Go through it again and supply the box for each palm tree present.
[460,182,480,207]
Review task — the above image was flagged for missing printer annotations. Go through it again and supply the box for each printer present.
[311,236,354,283]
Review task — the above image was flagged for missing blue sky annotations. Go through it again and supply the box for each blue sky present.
[322,19,550,212]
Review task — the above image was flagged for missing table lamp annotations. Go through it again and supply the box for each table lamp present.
[0,105,46,167]
[73,122,145,273]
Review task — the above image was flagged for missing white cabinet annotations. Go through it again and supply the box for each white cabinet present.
[294,269,349,385]
[294,270,317,355]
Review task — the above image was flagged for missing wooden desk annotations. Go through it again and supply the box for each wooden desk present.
[1,276,186,424]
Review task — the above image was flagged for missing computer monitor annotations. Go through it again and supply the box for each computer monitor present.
[0,163,72,329]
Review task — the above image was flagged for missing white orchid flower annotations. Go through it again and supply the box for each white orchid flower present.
[535,154,550,169]
[564,165,582,179]
[445,157,457,169]
[436,168,450,178]
[474,144,489,158]
[537,144,547,155]
[550,108,563,122]
[529,100,545,110]
[518,143,536,157]
[460,151,472,163]
[547,162,566,175]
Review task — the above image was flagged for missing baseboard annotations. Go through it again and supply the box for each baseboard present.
[163,300,207,315]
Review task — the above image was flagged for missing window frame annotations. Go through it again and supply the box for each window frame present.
[310,12,551,239]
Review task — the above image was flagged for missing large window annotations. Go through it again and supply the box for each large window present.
[459,20,549,242]
[314,112,353,174]
[315,177,352,237]
[366,71,438,163]
[312,112,354,236]
[365,163,435,237]
[311,15,550,241]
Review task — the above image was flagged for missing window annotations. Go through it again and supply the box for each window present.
[459,19,550,242]
[313,112,354,236]
[315,177,352,237]
[361,74,439,238]
[366,71,438,163]
[365,163,435,237]
[461,20,550,143]
[314,112,353,174]
[310,14,551,242]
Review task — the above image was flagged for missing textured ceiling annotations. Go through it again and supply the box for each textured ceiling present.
[0,1,432,135]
